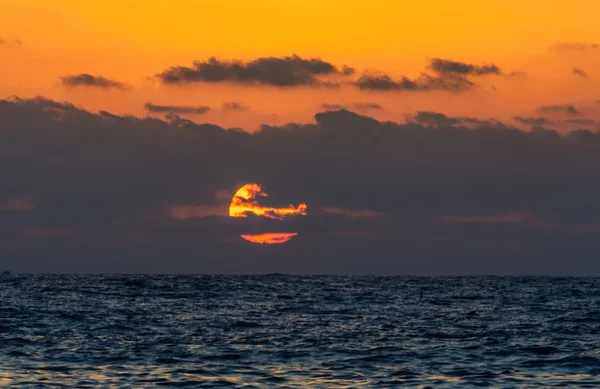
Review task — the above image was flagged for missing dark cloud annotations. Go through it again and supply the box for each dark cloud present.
[321,102,383,112]
[507,71,527,78]
[341,65,356,76]
[61,74,130,90]
[539,104,580,115]
[2,98,600,274]
[514,116,597,129]
[354,73,474,93]
[144,103,210,114]
[514,116,554,126]
[352,102,383,111]
[572,67,588,78]
[428,58,502,76]
[321,103,345,111]
[353,75,417,91]
[157,55,350,87]
[222,102,250,111]
[156,55,503,93]
[552,42,599,52]
[413,111,504,129]
[566,119,596,126]
[413,111,459,127]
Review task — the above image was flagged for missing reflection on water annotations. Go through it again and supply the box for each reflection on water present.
[1,275,599,388]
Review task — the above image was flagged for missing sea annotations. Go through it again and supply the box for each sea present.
[1,275,599,388]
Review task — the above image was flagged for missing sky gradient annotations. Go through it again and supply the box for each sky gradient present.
[1,1,600,274]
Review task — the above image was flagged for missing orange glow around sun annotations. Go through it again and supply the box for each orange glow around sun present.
[229,183,307,244]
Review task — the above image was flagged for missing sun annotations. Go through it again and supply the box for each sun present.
[229,183,307,244]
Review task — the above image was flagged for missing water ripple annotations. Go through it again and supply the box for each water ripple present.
[1,275,599,388]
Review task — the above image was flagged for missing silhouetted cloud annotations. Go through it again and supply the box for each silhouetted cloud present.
[514,116,597,128]
[222,102,250,111]
[355,58,503,94]
[539,104,580,115]
[414,111,459,126]
[552,42,599,52]
[413,111,504,128]
[354,73,474,93]
[429,58,502,75]
[572,68,588,78]
[507,71,527,78]
[514,116,554,126]
[144,103,210,114]
[157,55,350,87]
[321,103,345,110]
[156,55,503,93]
[61,74,129,90]
[353,102,383,111]
[353,75,417,91]
[566,119,596,126]
[321,102,383,112]
[2,98,600,274]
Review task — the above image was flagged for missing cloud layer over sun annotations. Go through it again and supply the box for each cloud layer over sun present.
[1,96,600,274]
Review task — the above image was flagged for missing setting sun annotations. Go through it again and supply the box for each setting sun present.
[229,183,307,244]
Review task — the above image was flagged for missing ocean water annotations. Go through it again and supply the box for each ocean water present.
[1,275,599,388]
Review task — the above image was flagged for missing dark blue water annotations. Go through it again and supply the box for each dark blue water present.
[1,275,600,388]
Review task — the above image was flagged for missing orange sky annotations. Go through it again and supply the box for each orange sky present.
[1,0,600,130]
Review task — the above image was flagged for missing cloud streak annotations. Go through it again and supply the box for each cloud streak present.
[155,56,501,93]
[428,58,502,76]
[321,102,383,111]
[353,58,499,93]
[552,42,600,52]
[157,55,351,87]
[539,104,580,115]
[222,102,250,111]
[353,73,475,93]
[514,116,554,126]
[144,103,210,114]
[61,74,130,90]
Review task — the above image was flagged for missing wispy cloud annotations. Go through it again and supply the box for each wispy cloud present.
[552,42,600,52]
[61,74,130,90]
[353,58,499,93]
[514,116,554,126]
[539,104,580,115]
[353,73,475,93]
[428,58,502,76]
[321,102,383,112]
[222,102,250,112]
[144,103,210,114]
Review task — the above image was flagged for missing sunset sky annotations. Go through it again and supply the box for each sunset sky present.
[2,1,600,274]
[2,0,600,129]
